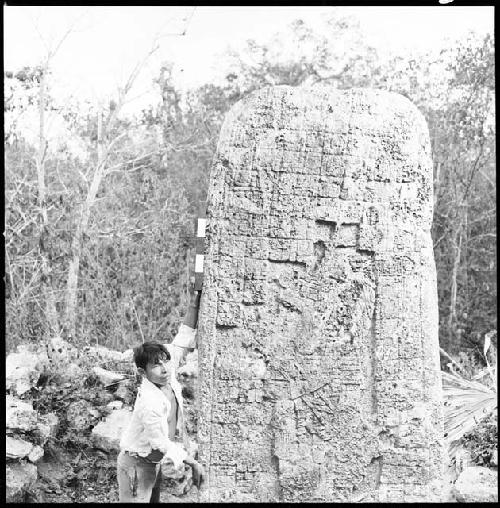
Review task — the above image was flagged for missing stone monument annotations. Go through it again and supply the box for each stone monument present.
[197,86,445,502]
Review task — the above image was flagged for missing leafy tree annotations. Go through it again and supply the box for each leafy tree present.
[222,14,380,96]
[421,34,495,353]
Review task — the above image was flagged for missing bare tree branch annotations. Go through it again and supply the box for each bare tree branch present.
[47,11,86,61]
[466,233,496,244]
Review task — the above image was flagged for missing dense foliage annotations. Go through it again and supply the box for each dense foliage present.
[4,15,496,360]
[462,412,497,467]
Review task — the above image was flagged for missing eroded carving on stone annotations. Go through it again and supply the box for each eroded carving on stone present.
[197,87,444,502]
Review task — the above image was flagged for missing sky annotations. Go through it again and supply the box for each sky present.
[4,5,494,116]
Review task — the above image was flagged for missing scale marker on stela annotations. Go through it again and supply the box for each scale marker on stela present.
[194,208,206,291]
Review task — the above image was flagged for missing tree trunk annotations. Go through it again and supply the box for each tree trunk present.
[463,198,469,340]
[36,65,60,336]
[158,63,181,172]
[64,107,104,339]
[448,226,462,349]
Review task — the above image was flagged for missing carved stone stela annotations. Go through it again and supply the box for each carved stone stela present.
[197,87,444,502]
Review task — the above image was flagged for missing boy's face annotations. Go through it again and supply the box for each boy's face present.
[141,353,173,387]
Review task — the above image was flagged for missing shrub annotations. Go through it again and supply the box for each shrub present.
[462,411,498,467]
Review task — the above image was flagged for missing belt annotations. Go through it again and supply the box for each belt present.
[123,450,160,464]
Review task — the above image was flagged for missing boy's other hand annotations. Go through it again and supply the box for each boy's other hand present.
[190,459,206,488]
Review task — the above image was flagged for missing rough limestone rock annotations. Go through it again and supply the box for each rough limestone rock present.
[6,434,44,463]
[93,366,126,386]
[6,435,34,460]
[28,444,45,464]
[455,445,474,475]
[453,466,498,502]
[91,407,133,452]
[46,336,78,363]
[114,380,135,405]
[6,395,39,432]
[197,86,444,502]
[66,400,100,431]
[84,344,124,363]
[6,347,48,395]
[106,400,124,411]
[66,362,84,379]
[6,461,38,502]
[491,449,498,467]
[35,412,60,444]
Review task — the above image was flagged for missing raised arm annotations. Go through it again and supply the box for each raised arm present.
[182,290,201,331]
[168,290,201,368]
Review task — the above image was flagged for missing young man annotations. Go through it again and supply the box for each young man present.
[117,290,203,503]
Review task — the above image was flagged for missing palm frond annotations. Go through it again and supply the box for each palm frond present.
[442,370,497,459]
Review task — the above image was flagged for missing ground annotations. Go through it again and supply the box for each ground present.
[30,443,201,503]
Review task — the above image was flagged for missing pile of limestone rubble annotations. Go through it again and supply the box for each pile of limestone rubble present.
[5,338,198,502]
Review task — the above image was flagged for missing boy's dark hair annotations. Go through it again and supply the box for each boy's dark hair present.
[133,342,171,371]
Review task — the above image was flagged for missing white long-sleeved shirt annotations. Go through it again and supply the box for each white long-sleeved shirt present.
[119,324,197,467]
